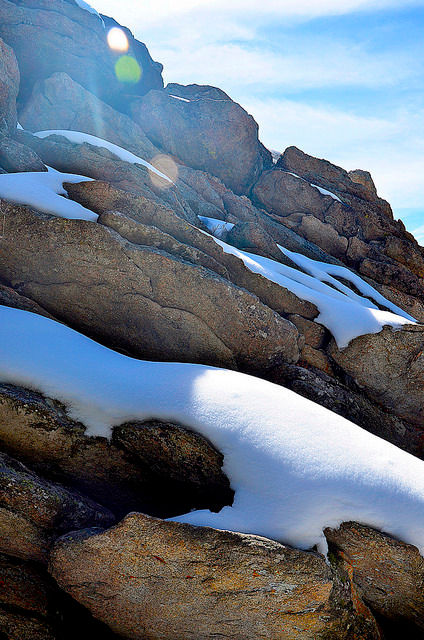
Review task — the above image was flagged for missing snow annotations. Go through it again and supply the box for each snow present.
[169,94,191,103]
[1,306,424,556]
[0,169,97,221]
[284,171,343,203]
[33,130,173,184]
[203,230,415,348]
[198,215,234,238]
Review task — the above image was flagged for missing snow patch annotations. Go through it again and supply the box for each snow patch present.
[206,234,415,348]
[1,306,424,556]
[169,94,191,103]
[198,216,234,238]
[34,130,173,184]
[0,169,96,221]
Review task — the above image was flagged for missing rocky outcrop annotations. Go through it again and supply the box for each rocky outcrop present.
[325,522,424,637]
[49,512,380,640]
[328,324,424,428]
[0,383,233,518]
[0,201,300,371]
[130,83,272,195]
[0,451,113,563]
[19,72,158,161]
[0,36,18,133]
[0,0,163,109]
[0,136,46,172]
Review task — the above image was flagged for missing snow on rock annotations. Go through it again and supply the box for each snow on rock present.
[34,130,172,184]
[203,229,415,348]
[198,216,234,238]
[285,171,343,203]
[169,94,191,103]
[1,306,424,556]
[0,169,97,221]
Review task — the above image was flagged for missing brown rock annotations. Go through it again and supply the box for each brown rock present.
[288,315,326,349]
[328,324,424,427]
[19,72,158,161]
[0,0,163,109]
[0,37,18,134]
[0,451,113,563]
[359,257,424,299]
[0,202,300,371]
[297,214,348,258]
[0,282,55,319]
[325,522,424,635]
[66,180,319,321]
[130,83,272,194]
[300,345,334,375]
[49,512,380,640]
[0,383,233,518]
[0,136,46,172]
[348,169,377,199]
[226,220,284,260]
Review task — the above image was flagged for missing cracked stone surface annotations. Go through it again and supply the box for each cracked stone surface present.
[49,512,380,640]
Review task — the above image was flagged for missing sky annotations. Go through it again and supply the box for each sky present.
[92,0,424,241]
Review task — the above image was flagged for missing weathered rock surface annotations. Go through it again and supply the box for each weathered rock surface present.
[0,451,113,562]
[130,83,272,194]
[325,522,424,637]
[49,513,380,640]
[328,324,424,428]
[65,180,319,321]
[0,37,18,133]
[0,384,233,518]
[0,136,46,172]
[0,202,300,371]
[0,553,122,639]
[0,0,163,109]
[19,72,158,161]
[0,282,55,318]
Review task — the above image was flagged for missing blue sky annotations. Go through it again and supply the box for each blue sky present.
[92,0,424,241]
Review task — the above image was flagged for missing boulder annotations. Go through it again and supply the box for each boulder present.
[19,72,158,162]
[0,383,233,518]
[325,522,424,637]
[0,202,300,371]
[49,512,380,640]
[0,37,19,133]
[0,136,46,172]
[130,83,272,194]
[328,324,424,428]
[0,451,113,562]
[0,283,55,318]
[0,0,163,109]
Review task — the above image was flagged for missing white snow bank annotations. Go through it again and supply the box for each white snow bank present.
[1,306,424,556]
[0,169,97,221]
[34,130,172,184]
[198,215,234,238]
[205,231,415,348]
[284,171,343,203]
[169,94,190,103]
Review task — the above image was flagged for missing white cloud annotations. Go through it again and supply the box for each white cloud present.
[94,0,424,27]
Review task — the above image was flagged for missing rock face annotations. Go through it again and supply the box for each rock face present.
[0,136,46,172]
[0,0,163,109]
[0,383,233,518]
[0,36,19,133]
[325,522,424,637]
[0,451,113,563]
[19,72,158,162]
[49,513,380,640]
[0,202,300,371]
[130,83,272,195]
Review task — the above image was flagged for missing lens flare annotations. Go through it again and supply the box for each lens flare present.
[149,154,178,190]
[114,56,142,84]
[107,27,129,52]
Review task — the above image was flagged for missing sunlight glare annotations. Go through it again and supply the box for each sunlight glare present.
[107,27,129,52]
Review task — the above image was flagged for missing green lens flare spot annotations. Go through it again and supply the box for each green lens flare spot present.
[114,56,142,84]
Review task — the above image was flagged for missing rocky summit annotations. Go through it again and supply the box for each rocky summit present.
[0,1,423,639]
